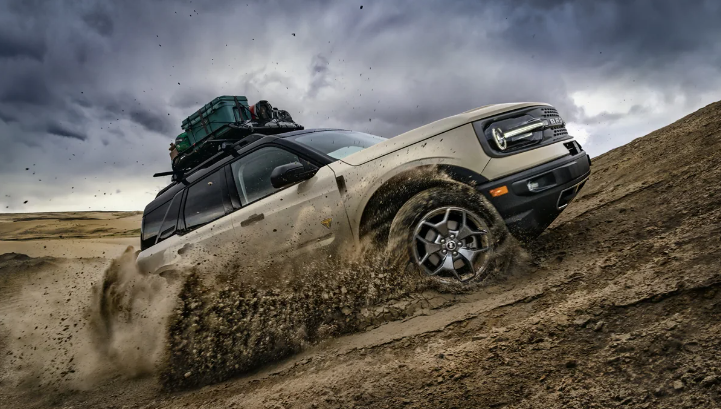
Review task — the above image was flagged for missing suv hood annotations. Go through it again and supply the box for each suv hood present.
[340,102,551,166]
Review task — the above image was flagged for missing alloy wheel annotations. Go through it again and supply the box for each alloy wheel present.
[411,207,491,283]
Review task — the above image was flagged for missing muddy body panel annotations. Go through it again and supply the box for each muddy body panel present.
[330,123,494,242]
[226,165,353,270]
[333,107,586,243]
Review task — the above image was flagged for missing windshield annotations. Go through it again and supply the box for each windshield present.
[288,131,387,159]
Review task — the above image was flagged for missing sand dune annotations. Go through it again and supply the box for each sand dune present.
[0,212,141,258]
[0,211,141,241]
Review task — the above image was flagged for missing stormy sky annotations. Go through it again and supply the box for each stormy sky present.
[1,0,720,212]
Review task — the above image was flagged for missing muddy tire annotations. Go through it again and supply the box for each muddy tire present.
[387,184,509,286]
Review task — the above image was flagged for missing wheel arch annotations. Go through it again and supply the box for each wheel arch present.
[357,164,489,245]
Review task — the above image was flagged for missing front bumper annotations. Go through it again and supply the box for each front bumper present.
[478,143,591,241]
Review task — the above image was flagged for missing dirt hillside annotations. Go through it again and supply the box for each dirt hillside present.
[1,100,720,408]
[0,211,141,241]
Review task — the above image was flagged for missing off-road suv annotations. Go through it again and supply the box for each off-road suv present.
[137,102,591,283]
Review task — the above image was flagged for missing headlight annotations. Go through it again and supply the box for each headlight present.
[473,106,570,155]
[491,118,563,151]
[491,119,548,151]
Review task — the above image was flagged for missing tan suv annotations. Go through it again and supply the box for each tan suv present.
[137,102,590,284]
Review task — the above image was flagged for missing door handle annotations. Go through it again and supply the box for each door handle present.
[240,213,265,227]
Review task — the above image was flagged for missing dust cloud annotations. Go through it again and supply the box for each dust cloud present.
[86,246,181,379]
[1,168,517,394]
[0,243,422,393]
[157,169,517,389]
[0,248,178,393]
[160,254,426,389]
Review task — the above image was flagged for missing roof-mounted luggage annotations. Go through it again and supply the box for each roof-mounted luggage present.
[168,96,303,172]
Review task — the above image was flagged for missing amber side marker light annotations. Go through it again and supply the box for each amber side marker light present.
[489,186,509,197]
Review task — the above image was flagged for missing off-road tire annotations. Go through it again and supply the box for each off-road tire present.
[386,184,510,287]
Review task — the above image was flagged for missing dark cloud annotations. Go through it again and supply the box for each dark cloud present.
[307,54,331,98]
[46,122,87,141]
[170,88,219,110]
[128,109,172,134]
[0,0,719,212]
[0,68,52,105]
[582,105,649,124]
[493,0,721,72]
[5,0,52,16]
[94,94,172,133]
[82,9,114,37]
[0,27,46,61]
[0,109,18,124]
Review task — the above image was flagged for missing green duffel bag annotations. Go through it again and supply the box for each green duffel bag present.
[174,132,192,153]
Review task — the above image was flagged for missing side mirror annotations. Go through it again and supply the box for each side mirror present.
[270,162,318,189]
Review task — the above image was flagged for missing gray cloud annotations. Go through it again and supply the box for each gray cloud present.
[0,68,52,105]
[582,105,650,125]
[128,109,172,134]
[0,109,18,124]
[0,28,46,61]
[46,122,87,141]
[0,0,720,212]
[498,0,721,66]
[308,54,331,98]
[170,88,219,110]
[82,9,114,37]
[95,94,172,133]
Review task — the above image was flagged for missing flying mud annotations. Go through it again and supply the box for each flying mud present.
[0,171,518,397]
[111,180,519,390]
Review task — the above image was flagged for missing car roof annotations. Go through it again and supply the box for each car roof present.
[277,128,347,137]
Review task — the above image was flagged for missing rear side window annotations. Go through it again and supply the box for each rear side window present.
[157,190,183,243]
[141,200,171,250]
[184,170,227,230]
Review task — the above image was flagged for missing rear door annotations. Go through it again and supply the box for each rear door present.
[137,167,236,274]
[225,145,352,269]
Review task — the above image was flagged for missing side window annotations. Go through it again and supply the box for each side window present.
[141,200,170,250]
[230,146,300,206]
[184,170,227,230]
[157,190,183,242]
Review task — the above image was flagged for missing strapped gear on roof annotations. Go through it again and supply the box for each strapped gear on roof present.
[168,95,303,172]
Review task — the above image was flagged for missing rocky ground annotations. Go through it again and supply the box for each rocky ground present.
[1,100,720,408]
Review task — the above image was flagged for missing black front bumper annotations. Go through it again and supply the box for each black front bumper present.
[478,144,591,241]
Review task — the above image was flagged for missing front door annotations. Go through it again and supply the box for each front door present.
[226,146,352,272]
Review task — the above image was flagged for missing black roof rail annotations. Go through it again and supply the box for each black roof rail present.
[150,126,339,198]
[153,132,267,197]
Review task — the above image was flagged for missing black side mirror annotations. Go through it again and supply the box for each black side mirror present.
[270,162,318,189]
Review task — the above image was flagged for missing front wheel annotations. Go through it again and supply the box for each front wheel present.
[387,185,508,285]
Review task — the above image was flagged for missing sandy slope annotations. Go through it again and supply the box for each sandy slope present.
[1,100,721,408]
[0,211,140,257]
[0,211,141,241]
[0,237,139,259]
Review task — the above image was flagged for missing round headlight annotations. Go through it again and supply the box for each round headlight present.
[492,127,506,150]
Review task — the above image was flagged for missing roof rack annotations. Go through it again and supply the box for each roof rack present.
[153,129,266,197]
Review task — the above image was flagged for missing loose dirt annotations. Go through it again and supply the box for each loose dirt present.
[1,100,720,408]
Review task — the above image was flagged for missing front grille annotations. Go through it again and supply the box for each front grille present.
[541,108,559,118]
[553,127,568,136]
